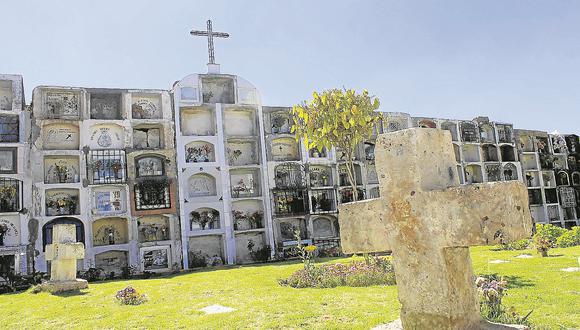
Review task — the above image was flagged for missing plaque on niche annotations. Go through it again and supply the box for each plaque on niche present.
[45,92,79,118]
[91,94,121,119]
[42,124,80,150]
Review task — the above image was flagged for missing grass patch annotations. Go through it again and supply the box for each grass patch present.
[0,246,578,329]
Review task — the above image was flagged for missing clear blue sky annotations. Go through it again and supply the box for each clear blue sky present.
[2,0,579,133]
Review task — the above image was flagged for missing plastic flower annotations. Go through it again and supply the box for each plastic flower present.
[304,245,318,253]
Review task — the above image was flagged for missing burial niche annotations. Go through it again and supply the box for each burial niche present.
[88,124,124,149]
[269,112,292,134]
[43,90,80,119]
[496,124,513,143]
[274,163,306,189]
[272,190,308,216]
[230,169,260,198]
[479,123,496,143]
[278,218,307,241]
[185,141,215,163]
[556,171,570,186]
[481,145,498,162]
[271,137,299,161]
[188,235,224,268]
[440,121,458,141]
[42,217,84,249]
[226,140,258,166]
[90,92,122,120]
[45,189,79,216]
[180,87,199,103]
[464,165,483,184]
[190,208,220,231]
[503,163,519,181]
[224,108,256,136]
[201,76,235,104]
[44,156,80,184]
[0,148,17,174]
[500,145,516,161]
[309,147,327,158]
[460,122,479,142]
[188,173,217,198]
[0,178,20,212]
[235,232,265,263]
[0,80,13,110]
[131,94,161,119]
[142,247,170,271]
[133,126,162,149]
[138,216,170,242]
[312,216,338,238]
[136,155,165,177]
[485,163,502,182]
[180,106,216,136]
[338,164,362,186]
[42,123,80,150]
[310,189,336,213]
[95,251,128,277]
[0,216,20,247]
[309,165,333,187]
[87,150,126,184]
[93,186,126,215]
[462,144,481,162]
[92,217,129,246]
[0,115,19,143]
[231,200,264,231]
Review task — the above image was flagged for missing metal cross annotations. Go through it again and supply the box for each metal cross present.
[190,20,229,64]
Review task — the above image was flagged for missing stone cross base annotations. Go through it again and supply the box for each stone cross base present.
[373,319,529,330]
[40,279,88,294]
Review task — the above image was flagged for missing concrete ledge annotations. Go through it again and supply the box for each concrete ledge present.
[40,279,88,294]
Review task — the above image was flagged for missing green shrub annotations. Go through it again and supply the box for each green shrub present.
[556,226,580,248]
[493,239,530,251]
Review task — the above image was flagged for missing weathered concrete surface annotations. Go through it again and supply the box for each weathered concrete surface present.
[43,224,88,293]
[339,128,533,330]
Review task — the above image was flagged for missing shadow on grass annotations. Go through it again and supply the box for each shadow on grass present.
[51,290,88,297]
[477,273,535,289]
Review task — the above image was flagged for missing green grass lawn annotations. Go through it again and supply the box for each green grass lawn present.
[0,246,578,329]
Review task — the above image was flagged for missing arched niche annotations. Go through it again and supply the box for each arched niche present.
[42,123,79,150]
[500,145,516,162]
[190,208,221,231]
[185,141,215,163]
[188,173,217,198]
[45,188,79,216]
[278,218,307,241]
[274,163,305,189]
[482,145,499,162]
[460,122,479,143]
[136,155,166,177]
[138,215,170,242]
[309,165,333,187]
[271,137,299,161]
[464,165,483,184]
[92,217,129,246]
[95,250,128,277]
[441,121,458,141]
[556,171,570,186]
[44,156,80,184]
[479,123,495,143]
[42,217,84,249]
[0,215,20,247]
[312,215,339,238]
[88,123,124,149]
[572,172,580,186]
[503,163,518,181]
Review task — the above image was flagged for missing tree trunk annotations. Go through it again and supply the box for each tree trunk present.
[345,155,358,202]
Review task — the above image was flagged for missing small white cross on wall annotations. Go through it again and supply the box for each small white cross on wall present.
[190,20,230,65]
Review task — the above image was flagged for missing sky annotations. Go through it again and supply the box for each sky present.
[2,0,579,133]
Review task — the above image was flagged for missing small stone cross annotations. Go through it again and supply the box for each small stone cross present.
[339,128,532,329]
[45,224,85,282]
[190,20,230,65]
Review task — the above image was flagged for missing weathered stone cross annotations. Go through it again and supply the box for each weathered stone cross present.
[43,224,88,293]
[339,128,532,330]
[190,20,230,65]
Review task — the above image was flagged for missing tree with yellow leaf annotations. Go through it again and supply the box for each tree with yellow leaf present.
[292,88,381,201]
